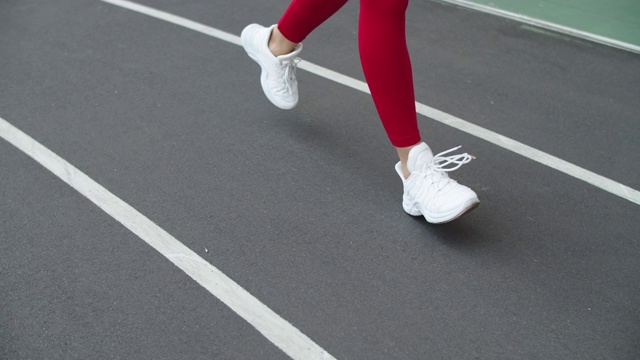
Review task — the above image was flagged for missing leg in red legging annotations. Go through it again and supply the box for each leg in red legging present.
[358,0,421,150]
[358,0,423,179]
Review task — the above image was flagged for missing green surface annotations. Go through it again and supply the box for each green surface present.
[468,0,640,47]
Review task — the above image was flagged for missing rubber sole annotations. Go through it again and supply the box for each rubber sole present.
[403,197,480,224]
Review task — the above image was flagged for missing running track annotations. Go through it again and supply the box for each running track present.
[1,0,639,359]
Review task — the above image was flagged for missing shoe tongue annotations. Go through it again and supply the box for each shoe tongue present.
[407,143,433,172]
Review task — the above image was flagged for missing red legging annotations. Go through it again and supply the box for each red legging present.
[277,0,421,148]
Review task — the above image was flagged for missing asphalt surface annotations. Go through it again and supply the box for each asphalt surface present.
[1,0,639,359]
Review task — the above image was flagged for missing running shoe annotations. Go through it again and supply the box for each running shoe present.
[396,143,479,223]
[241,24,302,110]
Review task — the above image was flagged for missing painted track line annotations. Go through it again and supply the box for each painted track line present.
[101,0,640,206]
[0,116,335,360]
[437,0,640,54]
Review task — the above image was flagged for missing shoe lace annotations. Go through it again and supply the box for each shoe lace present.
[418,146,475,190]
[430,146,475,171]
[276,58,300,95]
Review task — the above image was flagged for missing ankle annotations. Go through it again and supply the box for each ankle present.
[269,26,298,57]
[396,142,422,179]
[400,164,410,180]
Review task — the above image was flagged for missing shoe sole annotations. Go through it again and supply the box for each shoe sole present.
[241,26,297,110]
[404,197,480,224]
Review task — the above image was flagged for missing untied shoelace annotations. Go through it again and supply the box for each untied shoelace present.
[429,146,475,172]
[418,146,475,190]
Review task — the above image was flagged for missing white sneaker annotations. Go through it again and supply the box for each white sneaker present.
[241,24,303,110]
[396,143,479,224]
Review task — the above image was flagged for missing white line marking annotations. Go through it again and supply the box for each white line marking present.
[437,0,640,54]
[0,116,336,360]
[101,0,640,206]
[101,0,241,46]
